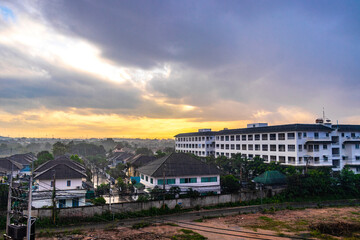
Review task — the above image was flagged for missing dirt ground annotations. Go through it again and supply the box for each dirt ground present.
[37,206,360,240]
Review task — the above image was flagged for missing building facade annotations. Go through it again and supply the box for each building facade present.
[175,121,360,173]
[174,129,216,157]
[137,153,221,194]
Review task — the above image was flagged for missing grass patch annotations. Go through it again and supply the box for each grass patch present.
[171,229,207,240]
[351,212,360,216]
[310,222,360,237]
[132,221,151,229]
[247,216,307,233]
[310,230,338,240]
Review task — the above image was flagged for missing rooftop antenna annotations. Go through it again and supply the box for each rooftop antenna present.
[322,107,325,120]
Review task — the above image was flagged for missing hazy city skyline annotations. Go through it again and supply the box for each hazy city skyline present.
[0,1,359,138]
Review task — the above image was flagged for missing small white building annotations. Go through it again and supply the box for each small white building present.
[137,152,221,194]
[33,156,87,208]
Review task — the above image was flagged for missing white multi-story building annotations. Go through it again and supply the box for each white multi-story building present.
[174,129,216,157]
[175,120,360,173]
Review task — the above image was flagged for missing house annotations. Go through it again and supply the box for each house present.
[126,154,156,177]
[8,153,36,176]
[137,153,221,194]
[107,152,134,168]
[0,157,23,178]
[175,119,360,173]
[32,155,87,208]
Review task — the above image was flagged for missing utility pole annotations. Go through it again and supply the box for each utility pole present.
[5,163,13,236]
[26,160,33,240]
[162,162,166,209]
[52,170,56,224]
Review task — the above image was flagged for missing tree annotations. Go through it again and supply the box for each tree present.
[221,175,240,194]
[91,197,106,205]
[116,177,127,195]
[52,142,68,157]
[34,151,54,168]
[70,154,84,165]
[96,183,110,196]
[155,150,166,158]
[135,147,153,156]
[107,163,126,179]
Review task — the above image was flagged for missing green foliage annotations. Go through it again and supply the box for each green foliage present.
[172,229,207,240]
[91,196,106,205]
[135,147,153,156]
[185,188,200,199]
[34,151,54,168]
[106,163,126,179]
[68,142,106,157]
[95,184,110,196]
[0,184,8,210]
[132,221,151,229]
[155,150,167,158]
[70,154,84,165]
[52,142,68,157]
[221,175,240,193]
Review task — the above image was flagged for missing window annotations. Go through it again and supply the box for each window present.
[299,145,302,152]
[299,157,302,163]
[262,155,268,161]
[314,132,319,139]
[314,157,320,163]
[270,145,276,151]
[242,135,246,141]
[67,180,71,187]
[279,145,285,152]
[356,156,360,161]
[278,133,285,140]
[351,133,355,138]
[326,133,329,137]
[167,179,175,184]
[225,144,229,150]
[180,178,197,183]
[201,177,217,182]
[236,135,240,141]
[270,134,276,140]
[270,155,276,162]
[262,145,268,151]
[157,179,163,185]
[303,132,307,137]
[342,144,345,149]
[221,136,224,141]
[248,144,253,150]
[356,144,360,149]
[262,134,268,140]
[72,198,79,207]
[248,135,253,141]
[323,144,328,150]
[230,135,235,141]
[225,136,229,141]
[236,144,240,150]
[248,154,253,159]
[323,156,328,161]
[288,145,295,152]
[221,144,224,149]
[141,174,144,180]
[255,144,260,151]
[59,199,66,208]
[231,144,235,150]
[298,132,302,139]
[288,157,295,163]
[287,133,295,140]
[242,144,247,150]
[314,145,319,152]
[255,134,260,140]
[146,176,148,181]
[279,156,286,163]
[341,133,345,137]
[150,178,153,184]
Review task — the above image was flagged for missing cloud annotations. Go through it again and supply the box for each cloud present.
[0,0,360,138]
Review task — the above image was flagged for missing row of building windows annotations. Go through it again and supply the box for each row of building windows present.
[176,136,214,142]
[157,177,217,185]
[175,143,215,148]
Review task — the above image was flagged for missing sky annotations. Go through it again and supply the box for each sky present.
[0,0,359,139]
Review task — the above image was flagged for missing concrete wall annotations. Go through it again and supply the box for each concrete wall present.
[31,192,254,218]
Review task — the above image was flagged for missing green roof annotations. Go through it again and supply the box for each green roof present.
[253,171,286,185]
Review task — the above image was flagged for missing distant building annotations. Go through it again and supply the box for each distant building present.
[137,152,221,194]
[175,119,360,173]
[126,154,157,177]
[107,152,134,168]
[32,155,87,208]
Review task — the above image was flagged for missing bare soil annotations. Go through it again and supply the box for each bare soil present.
[37,206,360,240]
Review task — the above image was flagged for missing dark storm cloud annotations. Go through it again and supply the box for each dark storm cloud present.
[1,0,360,123]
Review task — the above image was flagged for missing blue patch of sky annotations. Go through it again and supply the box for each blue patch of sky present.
[0,6,15,22]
